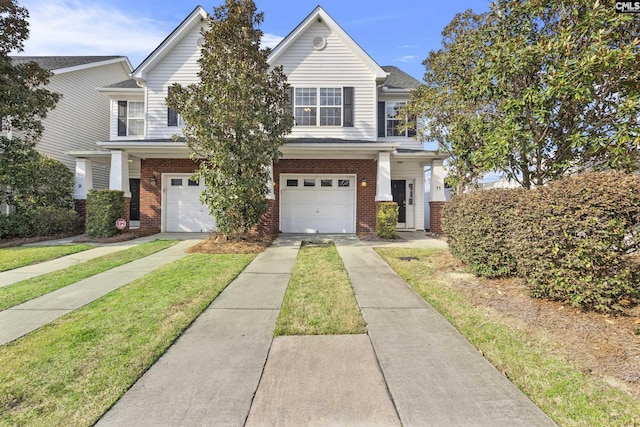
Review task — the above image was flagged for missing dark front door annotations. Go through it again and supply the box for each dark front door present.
[129,178,140,221]
[391,180,406,223]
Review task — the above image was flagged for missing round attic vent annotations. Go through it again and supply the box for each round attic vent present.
[312,36,326,50]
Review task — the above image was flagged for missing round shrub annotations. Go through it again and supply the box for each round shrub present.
[85,190,126,238]
[513,171,640,312]
[443,188,526,277]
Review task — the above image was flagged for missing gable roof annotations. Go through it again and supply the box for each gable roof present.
[9,56,132,74]
[132,5,208,83]
[268,6,388,80]
[381,66,421,90]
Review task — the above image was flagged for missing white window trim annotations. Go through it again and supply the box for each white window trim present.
[294,87,343,127]
[385,101,409,137]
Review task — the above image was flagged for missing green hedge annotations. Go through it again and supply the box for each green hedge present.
[0,207,81,240]
[85,190,125,238]
[376,202,399,239]
[442,188,525,277]
[513,172,640,312]
[442,171,640,312]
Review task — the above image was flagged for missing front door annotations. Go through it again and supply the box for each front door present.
[391,180,406,226]
[129,179,140,221]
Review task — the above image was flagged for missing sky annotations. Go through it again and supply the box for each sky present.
[17,0,491,80]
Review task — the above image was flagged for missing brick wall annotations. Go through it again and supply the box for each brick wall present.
[140,157,380,234]
[429,201,446,234]
[73,199,87,227]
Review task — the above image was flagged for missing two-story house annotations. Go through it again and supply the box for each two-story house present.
[72,6,447,234]
[2,56,132,215]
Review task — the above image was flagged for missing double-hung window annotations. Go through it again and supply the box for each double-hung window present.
[167,87,183,127]
[378,101,416,137]
[291,87,353,127]
[117,101,144,137]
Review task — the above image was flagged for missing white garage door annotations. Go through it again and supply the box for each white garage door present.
[281,175,355,233]
[165,175,217,232]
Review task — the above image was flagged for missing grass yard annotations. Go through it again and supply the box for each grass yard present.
[0,253,254,427]
[274,241,366,336]
[0,244,93,272]
[377,247,640,427]
[0,240,176,311]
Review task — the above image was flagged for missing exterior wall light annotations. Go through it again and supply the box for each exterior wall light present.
[150,176,157,185]
[361,177,367,187]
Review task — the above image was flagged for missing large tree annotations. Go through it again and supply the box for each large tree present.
[0,0,60,207]
[405,0,640,189]
[168,0,293,235]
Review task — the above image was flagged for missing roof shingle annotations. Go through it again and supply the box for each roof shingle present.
[9,56,124,71]
[381,66,421,90]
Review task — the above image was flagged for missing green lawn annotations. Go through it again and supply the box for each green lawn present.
[0,240,176,311]
[0,253,254,427]
[377,247,640,427]
[274,241,366,336]
[0,245,93,272]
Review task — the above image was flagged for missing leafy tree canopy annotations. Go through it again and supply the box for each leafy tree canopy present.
[405,0,640,190]
[1,0,60,206]
[168,0,293,235]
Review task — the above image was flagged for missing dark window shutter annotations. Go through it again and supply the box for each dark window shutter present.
[117,101,127,136]
[407,114,417,137]
[377,101,386,137]
[288,87,294,120]
[343,87,354,127]
[167,87,178,127]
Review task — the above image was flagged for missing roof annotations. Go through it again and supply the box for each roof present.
[104,78,141,89]
[381,66,421,90]
[268,6,387,80]
[9,56,131,74]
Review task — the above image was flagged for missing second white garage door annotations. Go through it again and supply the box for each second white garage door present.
[280,175,355,234]
[164,175,217,232]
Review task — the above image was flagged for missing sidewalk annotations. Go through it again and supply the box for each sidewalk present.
[0,239,200,346]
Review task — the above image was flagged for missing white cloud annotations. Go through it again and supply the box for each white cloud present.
[262,33,284,49]
[19,0,284,67]
[396,55,417,62]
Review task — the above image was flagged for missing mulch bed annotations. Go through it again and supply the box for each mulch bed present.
[431,250,640,398]
[187,232,275,254]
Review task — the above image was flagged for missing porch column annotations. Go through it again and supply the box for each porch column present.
[429,158,447,234]
[375,152,393,201]
[429,159,446,202]
[109,150,131,197]
[267,161,275,200]
[73,158,93,200]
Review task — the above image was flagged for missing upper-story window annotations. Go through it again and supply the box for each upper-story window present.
[291,87,353,127]
[167,87,183,127]
[117,101,144,137]
[378,101,416,138]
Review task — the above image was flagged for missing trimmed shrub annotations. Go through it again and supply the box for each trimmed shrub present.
[443,188,526,277]
[8,154,74,210]
[376,202,399,238]
[86,190,125,238]
[0,207,81,240]
[513,172,640,312]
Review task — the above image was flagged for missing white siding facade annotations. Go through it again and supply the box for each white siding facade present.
[37,61,131,188]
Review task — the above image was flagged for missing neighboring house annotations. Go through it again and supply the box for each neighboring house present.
[4,56,132,194]
[74,6,448,234]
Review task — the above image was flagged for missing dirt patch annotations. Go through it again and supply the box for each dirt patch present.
[188,232,275,254]
[72,228,161,244]
[431,251,640,398]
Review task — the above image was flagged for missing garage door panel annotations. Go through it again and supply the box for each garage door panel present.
[281,175,355,234]
[165,176,217,233]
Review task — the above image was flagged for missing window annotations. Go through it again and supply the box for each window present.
[286,179,298,187]
[292,87,353,127]
[338,179,350,187]
[117,101,144,137]
[378,101,416,138]
[321,179,333,187]
[171,178,183,186]
[187,179,199,186]
[408,183,414,205]
[167,87,183,127]
[303,179,316,187]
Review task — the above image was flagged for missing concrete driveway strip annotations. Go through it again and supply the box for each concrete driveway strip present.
[0,240,199,346]
[97,239,299,427]
[337,245,557,427]
[246,335,400,427]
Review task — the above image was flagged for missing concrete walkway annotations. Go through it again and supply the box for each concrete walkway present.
[96,234,555,427]
[0,239,201,345]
